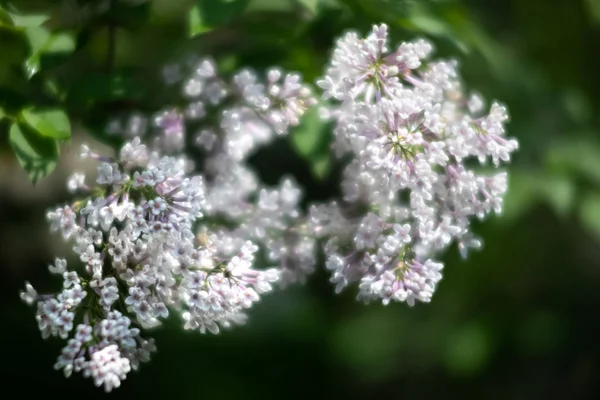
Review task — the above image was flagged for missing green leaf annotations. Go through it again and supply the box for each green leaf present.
[29,32,75,74]
[290,107,321,157]
[23,25,50,52]
[298,0,319,13]
[406,11,449,36]
[311,154,331,180]
[20,108,71,140]
[0,107,5,121]
[23,25,50,76]
[9,10,75,76]
[188,3,210,36]
[9,121,58,184]
[9,14,49,28]
[290,105,333,181]
[23,28,75,77]
[46,33,75,52]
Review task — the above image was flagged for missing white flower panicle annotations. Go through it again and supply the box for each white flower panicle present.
[102,59,319,288]
[178,59,318,287]
[21,23,517,392]
[23,136,281,391]
[314,24,517,306]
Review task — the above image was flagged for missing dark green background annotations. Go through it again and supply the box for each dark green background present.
[1,0,600,398]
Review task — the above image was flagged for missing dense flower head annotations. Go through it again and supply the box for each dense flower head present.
[100,59,320,289]
[315,23,517,306]
[24,136,282,390]
[21,23,517,392]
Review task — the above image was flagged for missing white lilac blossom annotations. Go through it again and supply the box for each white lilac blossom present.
[176,58,318,286]
[314,24,517,306]
[21,23,517,392]
[99,60,319,288]
[22,136,281,391]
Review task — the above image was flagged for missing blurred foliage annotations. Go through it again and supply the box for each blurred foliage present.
[2,0,600,398]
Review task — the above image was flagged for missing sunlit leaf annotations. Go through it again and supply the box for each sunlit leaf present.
[9,13,49,28]
[311,154,331,180]
[46,33,75,52]
[23,25,49,51]
[20,108,71,140]
[188,3,210,36]
[290,105,332,180]
[298,0,319,14]
[9,121,58,184]
[23,26,50,76]
[290,107,321,157]
[406,11,449,36]
[17,14,74,77]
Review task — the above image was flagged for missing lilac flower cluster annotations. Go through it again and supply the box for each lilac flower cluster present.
[22,138,279,391]
[313,24,518,305]
[21,24,517,392]
[103,59,318,286]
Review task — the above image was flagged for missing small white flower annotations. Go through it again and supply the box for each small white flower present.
[20,282,37,305]
[49,258,67,274]
[67,172,86,193]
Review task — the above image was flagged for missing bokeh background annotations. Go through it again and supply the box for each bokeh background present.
[2,0,600,398]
